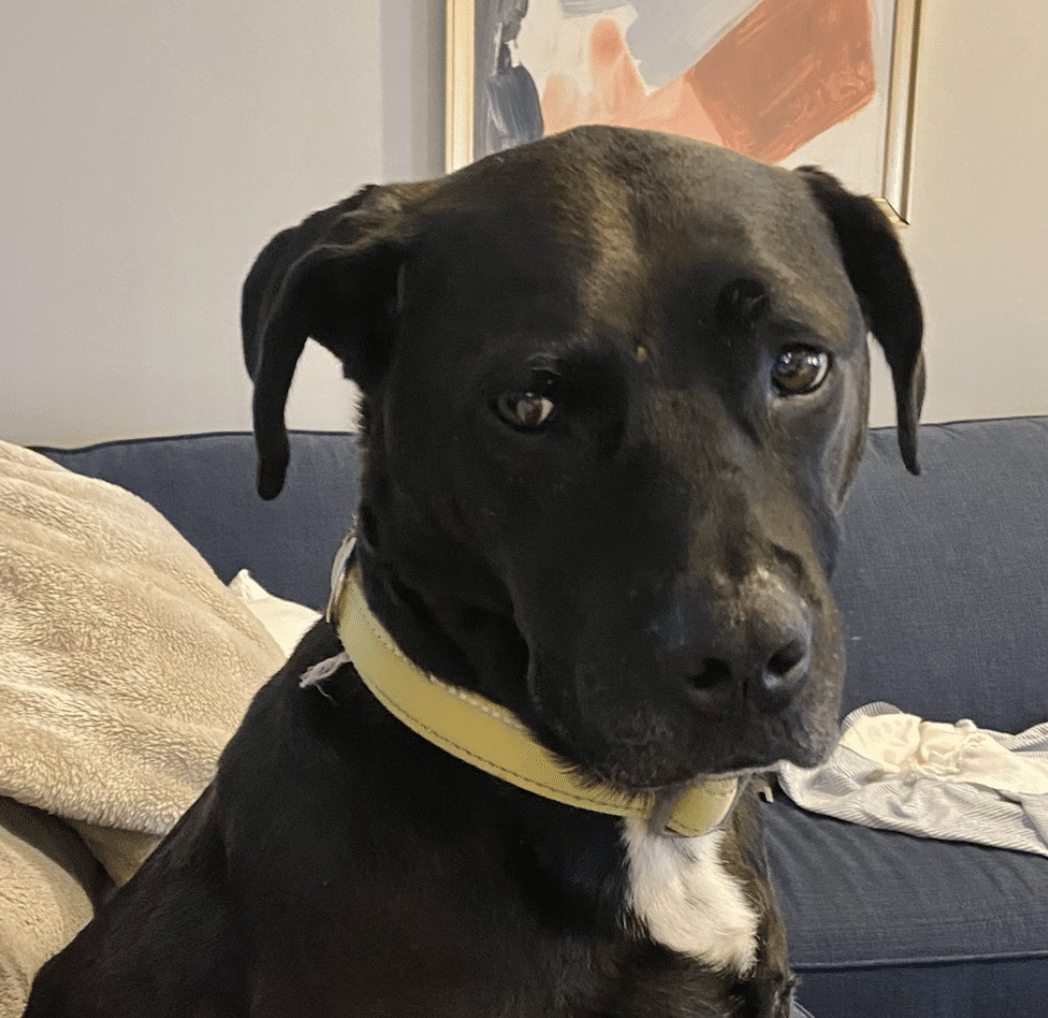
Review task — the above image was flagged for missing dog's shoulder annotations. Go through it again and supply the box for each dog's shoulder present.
[215,619,368,815]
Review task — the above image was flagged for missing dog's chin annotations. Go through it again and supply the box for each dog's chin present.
[571,722,841,793]
[529,672,842,792]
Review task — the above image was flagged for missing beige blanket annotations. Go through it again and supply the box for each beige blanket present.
[0,439,286,1012]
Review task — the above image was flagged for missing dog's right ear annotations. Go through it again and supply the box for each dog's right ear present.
[241,183,426,499]
[795,167,925,475]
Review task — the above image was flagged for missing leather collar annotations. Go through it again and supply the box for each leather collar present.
[326,537,741,838]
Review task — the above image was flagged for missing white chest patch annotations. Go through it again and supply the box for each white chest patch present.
[621,818,759,975]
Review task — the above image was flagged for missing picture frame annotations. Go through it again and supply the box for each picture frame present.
[445,0,922,223]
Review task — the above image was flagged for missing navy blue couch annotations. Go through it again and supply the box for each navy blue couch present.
[37,415,1048,1017]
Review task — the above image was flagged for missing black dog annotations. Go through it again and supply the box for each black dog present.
[25,125,923,1017]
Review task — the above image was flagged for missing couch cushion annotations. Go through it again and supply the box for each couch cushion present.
[832,416,1048,734]
[764,795,1048,1016]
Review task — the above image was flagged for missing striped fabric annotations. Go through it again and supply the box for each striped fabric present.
[777,701,1048,857]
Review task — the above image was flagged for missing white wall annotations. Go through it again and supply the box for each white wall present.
[0,0,444,447]
[1,0,1045,447]
[889,0,1048,428]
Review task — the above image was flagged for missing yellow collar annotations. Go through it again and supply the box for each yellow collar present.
[326,538,740,838]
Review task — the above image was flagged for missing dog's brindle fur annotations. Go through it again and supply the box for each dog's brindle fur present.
[25,126,923,1017]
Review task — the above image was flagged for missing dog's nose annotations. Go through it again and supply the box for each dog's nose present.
[665,580,813,717]
[688,624,811,716]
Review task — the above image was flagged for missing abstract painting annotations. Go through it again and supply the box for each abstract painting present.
[446,0,920,221]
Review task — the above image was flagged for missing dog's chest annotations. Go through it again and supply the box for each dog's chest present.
[621,819,758,975]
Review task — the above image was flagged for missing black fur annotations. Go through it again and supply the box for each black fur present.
[25,126,922,1017]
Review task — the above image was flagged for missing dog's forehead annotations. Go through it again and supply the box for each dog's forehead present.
[417,128,854,338]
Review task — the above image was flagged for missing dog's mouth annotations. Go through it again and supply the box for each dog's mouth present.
[510,550,847,791]
[530,667,843,794]
[574,739,836,799]
[573,742,830,796]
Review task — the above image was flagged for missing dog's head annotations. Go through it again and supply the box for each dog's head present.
[242,126,923,790]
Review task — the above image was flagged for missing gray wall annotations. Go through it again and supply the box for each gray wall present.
[1,0,444,446]
[1,0,1045,447]
[897,0,1048,427]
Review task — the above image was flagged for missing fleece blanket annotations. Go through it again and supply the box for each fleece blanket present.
[0,797,104,1017]
[0,439,284,885]
[777,701,1048,856]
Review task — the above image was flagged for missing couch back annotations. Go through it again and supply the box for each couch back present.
[39,416,1048,734]
[832,417,1048,731]
[39,431,359,613]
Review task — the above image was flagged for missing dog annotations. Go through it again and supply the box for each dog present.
[24,125,923,1017]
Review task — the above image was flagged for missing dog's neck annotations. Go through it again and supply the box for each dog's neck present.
[325,537,741,838]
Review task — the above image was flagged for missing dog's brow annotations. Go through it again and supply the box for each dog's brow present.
[525,353,562,375]
[775,297,858,349]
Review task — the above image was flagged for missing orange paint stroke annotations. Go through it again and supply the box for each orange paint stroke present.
[687,0,876,163]
[538,0,875,165]
[540,18,724,146]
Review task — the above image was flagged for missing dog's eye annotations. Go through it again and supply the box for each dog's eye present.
[772,347,830,396]
[494,392,556,430]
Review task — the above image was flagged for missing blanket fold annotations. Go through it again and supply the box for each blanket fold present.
[0,440,284,882]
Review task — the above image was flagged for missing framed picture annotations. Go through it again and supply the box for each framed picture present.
[445,0,922,222]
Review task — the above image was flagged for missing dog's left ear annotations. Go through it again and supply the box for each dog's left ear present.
[796,167,925,475]
[241,183,429,499]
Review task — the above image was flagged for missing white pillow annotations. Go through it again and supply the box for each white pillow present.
[228,570,321,658]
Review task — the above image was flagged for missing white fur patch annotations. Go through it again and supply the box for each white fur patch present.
[621,818,758,975]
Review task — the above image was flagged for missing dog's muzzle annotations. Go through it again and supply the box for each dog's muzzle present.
[321,535,745,838]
